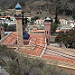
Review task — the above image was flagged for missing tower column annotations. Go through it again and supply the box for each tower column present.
[44,17,52,45]
[15,2,23,47]
[0,22,5,39]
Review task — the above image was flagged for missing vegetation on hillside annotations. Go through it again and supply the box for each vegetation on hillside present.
[0,0,75,20]
[31,16,40,21]
[55,27,75,48]
[0,45,74,75]
[4,23,8,28]
[0,0,75,13]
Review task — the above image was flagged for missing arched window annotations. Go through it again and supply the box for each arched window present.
[47,31,48,34]
[0,35,1,40]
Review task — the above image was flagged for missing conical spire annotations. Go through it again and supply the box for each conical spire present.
[45,17,51,21]
[15,2,21,10]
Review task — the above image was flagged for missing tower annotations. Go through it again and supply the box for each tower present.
[15,2,23,47]
[0,22,4,39]
[44,17,51,45]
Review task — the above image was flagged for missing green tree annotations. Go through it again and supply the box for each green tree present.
[65,8,72,16]
[72,8,75,19]
[51,22,58,34]
[31,16,40,21]
[4,23,8,28]
[0,13,2,16]
[0,45,74,75]
[55,28,75,48]
[59,9,64,14]
[55,7,59,24]
[3,13,6,16]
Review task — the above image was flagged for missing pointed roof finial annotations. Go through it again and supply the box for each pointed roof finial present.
[15,2,21,10]
[45,17,51,21]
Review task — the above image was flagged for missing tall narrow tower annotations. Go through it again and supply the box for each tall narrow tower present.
[15,2,23,47]
[44,17,51,45]
[0,22,4,39]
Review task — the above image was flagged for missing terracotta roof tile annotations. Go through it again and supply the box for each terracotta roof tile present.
[19,33,45,56]
[19,45,44,56]
[1,32,17,45]
[43,54,75,64]
[1,32,45,56]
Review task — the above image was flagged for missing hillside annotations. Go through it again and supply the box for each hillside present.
[0,0,75,11]
[0,0,29,9]
[0,0,75,19]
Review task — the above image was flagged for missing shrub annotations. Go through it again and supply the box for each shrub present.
[36,12,39,14]
[31,16,40,21]
[65,9,72,16]
[4,23,8,28]
[55,29,75,48]
[0,13,2,16]
[51,22,58,34]
[3,13,6,16]
[0,45,74,75]
[6,50,18,60]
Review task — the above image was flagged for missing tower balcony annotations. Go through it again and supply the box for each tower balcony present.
[14,14,22,19]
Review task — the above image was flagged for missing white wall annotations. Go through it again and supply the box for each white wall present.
[36,20,44,25]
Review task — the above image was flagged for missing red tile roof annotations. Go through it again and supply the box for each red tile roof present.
[43,54,75,64]
[31,30,45,33]
[1,31,74,65]
[0,32,45,56]
[19,34,45,56]
[1,32,17,46]
[30,34,45,45]
[43,46,75,64]
[33,25,37,27]
[19,45,44,56]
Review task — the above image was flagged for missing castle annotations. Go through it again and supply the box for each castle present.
[0,2,75,70]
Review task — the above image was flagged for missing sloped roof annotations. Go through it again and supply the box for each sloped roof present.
[1,31,75,66]
[0,32,17,46]
[45,17,51,21]
[19,33,45,56]
[43,46,75,64]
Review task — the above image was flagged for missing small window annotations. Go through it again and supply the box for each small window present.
[0,35,1,40]
[47,31,48,34]
[1,28,2,30]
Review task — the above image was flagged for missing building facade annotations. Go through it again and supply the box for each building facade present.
[36,19,44,25]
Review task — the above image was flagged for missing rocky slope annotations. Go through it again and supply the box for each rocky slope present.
[0,0,75,13]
